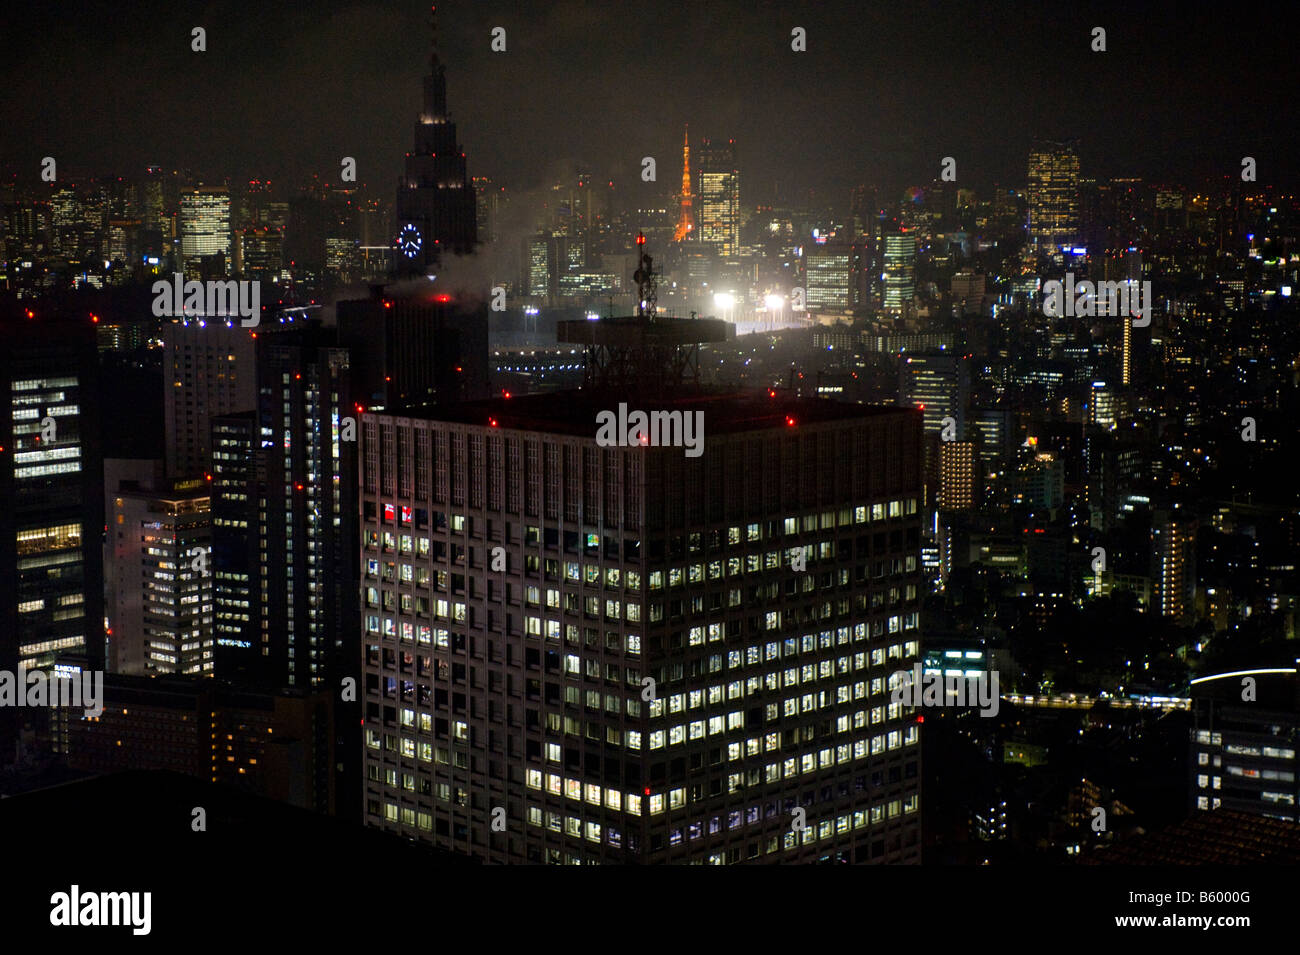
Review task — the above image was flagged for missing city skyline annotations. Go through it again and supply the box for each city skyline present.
[3,1,1298,200]
[3,4,1300,936]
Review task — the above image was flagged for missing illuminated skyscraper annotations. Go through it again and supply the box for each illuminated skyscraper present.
[359,393,923,863]
[1152,507,1197,625]
[898,351,969,439]
[697,138,739,255]
[107,477,212,676]
[1,312,104,764]
[360,258,922,862]
[211,410,259,682]
[939,440,978,510]
[1089,380,1118,430]
[804,246,852,312]
[1027,141,1080,253]
[180,186,231,276]
[882,232,916,315]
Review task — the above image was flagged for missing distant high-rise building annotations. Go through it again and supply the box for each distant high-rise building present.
[1152,507,1197,624]
[180,186,231,277]
[359,391,923,863]
[336,286,491,409]
[255,323,358,691]
[525,234,556,303]
[140,167,166,236]
[939,440,978,510]
[804,246,852,312]
[162,320,258,479]
[1027,141,1080,253]
[882,232,916,315]
[1089,380,1119,430]
[393,7,477,275]
[898,351,969,439]
[951,271,986,312]
[697,139,740,255]
[237,226,283,282]
[210,411,259,681]
[1,312,104,764]
[107,476,212,676]
[472,176,506,245]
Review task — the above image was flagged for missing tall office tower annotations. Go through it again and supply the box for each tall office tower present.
[550,168,592,269]
[162,319,258,479]
[970,408,1011,482]
[360,252,923,863]
[237,226,283,282]
[255,323,359,691]
[882,231,916,315]
[1098,250,1143,386]
[899,350,969,512]
[672,125,695,243]
[0,312,104,765]
[804,246,853,312]
[393,6,477,276]
[1152,507,1197,625]
[337,286,490,409]
[898,351,970,439]
[210,411,260,682]
[525,234,556,303]
[1026,140,1080,253]
[359,394,923,863]
[697,138,740,256]
[107,477,212,676]
[472,176,506,245]
[180,186,232,277]
[938,440,978,511]
[1121,316,1133,387]
[849,185,877,239]
[1089,380,1119,429]
[140,166,166,235]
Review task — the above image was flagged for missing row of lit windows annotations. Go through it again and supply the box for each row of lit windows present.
[520,795,920,857]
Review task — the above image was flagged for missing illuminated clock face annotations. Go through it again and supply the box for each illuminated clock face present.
[397,223,422,258]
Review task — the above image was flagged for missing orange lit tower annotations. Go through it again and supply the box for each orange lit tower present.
[673,125,695,242]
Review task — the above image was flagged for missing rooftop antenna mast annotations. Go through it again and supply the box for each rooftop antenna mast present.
[632,231,657,323]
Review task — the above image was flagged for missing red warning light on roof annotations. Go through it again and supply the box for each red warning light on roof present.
[785,416,796,427]
[435,294,451,303]
[384,301,392,309]
[636,233,646,246]
[488,418,499,428]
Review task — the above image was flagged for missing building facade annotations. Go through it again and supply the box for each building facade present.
[359,392,923,863]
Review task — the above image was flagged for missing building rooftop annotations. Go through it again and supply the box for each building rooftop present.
[389,390,915,438]
[1080,809,1300,864]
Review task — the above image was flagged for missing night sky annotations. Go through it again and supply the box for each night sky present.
[3,0,1297,202]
